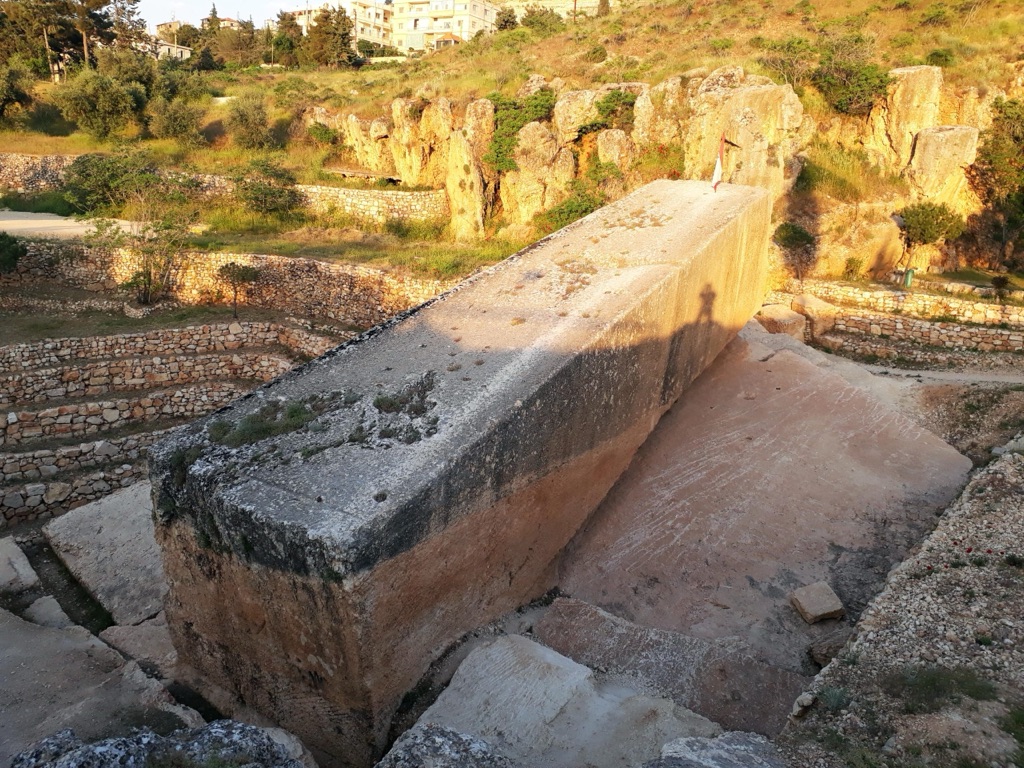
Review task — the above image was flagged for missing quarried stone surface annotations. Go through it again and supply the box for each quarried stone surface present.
[150,180,772,767]
[0,536,39,593]
[44,482,165,625]
[376,724,513,768]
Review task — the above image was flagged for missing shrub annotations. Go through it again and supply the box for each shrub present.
[483,88,557,172]
[584,44,608,63]
[0,232,27,273]
[0,62,34,118]
[925,48,955,67]
[970,98,1024,205]
[757,36,817,85]
[710,38,735,51]
[495,7,518,29]
[899,202,964,245]
[521,5,565,36]
[843,256,865,279]
[595,88,637,131]
[148,97,205,145]
[534,183,604,233]
[308,121,338,146]
[920,2,949,25]
[63,151,158,214]
[882,665,996,714]
[811,60,890,115]
[226,90,273,149]
[773,221,815,249]
[53,70,140,139]
[218,261,262,318]
[795,142,907,201]
[233,159,300,215]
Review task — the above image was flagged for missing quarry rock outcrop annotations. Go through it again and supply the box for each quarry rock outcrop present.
[498,121,576,225]
[868,65,943,169]
[340,114,397,175]
[906,125,980,215]
[683,66,809,201]
[552,89,602,144]
[390,98,453,187]
[597,129,636,173]
[632,76,687,146]
[446,131,487,240]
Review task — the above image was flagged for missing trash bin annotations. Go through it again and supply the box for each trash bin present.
[903,268,915,288]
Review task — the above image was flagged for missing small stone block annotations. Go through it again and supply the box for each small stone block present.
[790,581,844,624]
[756,305,806,340]
[0,537,40,594]
[23,596,73,629]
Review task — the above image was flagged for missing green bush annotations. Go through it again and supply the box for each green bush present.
[757,36,817,85]
[483,88,557,172]
[0,232,27,273]
[925,47,955,67]
[971,98,1024,205]
[63,151,158,214]
[148,97,205,145]
[0,191,76,217]
[584,44,608,63]
[308,121,338,146]
[899,202,964,245]
[773,221,815,249]
[495,7,519,30]
[521,5,565,36]
[534,183,603,233]
[53,70,140,139]
[233,159,300,215]
[0,62,34,118]
[811,60,890,115]
[226,90,273,149]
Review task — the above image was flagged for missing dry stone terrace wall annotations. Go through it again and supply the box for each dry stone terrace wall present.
[829,310,1024,353]
[0,153,449,223]
[3,432,159,483]
[1,352,292,407]
[150,180,773,767]
[2,461,147,527]
[794,279,1024,327]
[1,382,246,448]
[9,241,450,328]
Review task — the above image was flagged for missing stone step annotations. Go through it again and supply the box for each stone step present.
[534,598,810,737]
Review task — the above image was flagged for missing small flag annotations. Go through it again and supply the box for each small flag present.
[711,132,725,191]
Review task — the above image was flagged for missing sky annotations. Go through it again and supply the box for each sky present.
[138,0,299,31]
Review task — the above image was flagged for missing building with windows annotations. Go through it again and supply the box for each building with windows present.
[201,16,245,30]
[391,0,498,51]
[155,40,193,60]
[501,0,602,19]
[155,20,182,39]
[287,0,393,48]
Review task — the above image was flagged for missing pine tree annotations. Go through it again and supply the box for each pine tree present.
[110,0,148,50]
[302,8,353,68]
[272,12,303,67]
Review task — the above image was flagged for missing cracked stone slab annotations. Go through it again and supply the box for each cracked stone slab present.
[43,482,165,626]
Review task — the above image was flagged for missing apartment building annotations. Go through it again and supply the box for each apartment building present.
[391,0,499,52]
[288,0,392,47]
[501,0,601,19]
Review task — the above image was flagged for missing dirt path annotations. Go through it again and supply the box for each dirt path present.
[864,363,1024,386]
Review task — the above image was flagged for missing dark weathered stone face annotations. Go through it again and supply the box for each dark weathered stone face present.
[150,179,772,766]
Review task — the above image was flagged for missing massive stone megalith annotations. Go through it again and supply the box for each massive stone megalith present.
[149,180,772,767]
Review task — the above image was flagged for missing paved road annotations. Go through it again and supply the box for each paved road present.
[0,211,104,239]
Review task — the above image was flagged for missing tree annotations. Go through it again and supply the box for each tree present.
[63,150,157,213]
[773,221,817,282]
[0,62,33,118]
[67,0,114,65]
[148,97,204,145]
[0,232,27,273]
[303,8,354,68]
[272,12,303,67]
[969,98,1024,259]
[109,0,147,49]
[217,261,262,317]
[898,203,965,246]
[520,5,564,36]
[191,46,219,71]
[597,0,610,16]
[84,176,199,305]
[494,7,518,30]
[53,69,140,138]
[226,90,272,148]
[232,159,300,214]
[811,33,889,116]
[756,36,817,86]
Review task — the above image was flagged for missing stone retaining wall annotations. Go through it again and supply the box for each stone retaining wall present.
[1,352,292,407]
[1,464,145,527]
[1,322,286,372]
[793,279,1024,327]
[816,332,1017,369]
[0,153,449,223]
[831,310,1024,353]
[1,383,244,448]
[9,241,450,328]
[2,432,159,484]
[0,153,76,193]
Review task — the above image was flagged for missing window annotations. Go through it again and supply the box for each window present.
[398,21,403,27]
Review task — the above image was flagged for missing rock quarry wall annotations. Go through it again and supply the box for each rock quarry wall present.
[7,241,449,329]
[149,180,773,767]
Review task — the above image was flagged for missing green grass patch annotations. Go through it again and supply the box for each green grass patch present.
[881,665,998,714]
[0,190,77,217]
[795,141,908,202]
[208,400,318,448]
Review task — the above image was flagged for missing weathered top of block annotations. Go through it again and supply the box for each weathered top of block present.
[150,180,770,579]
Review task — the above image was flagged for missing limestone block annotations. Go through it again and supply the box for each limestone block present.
[755,305,806,340]
[99,612,178,680]
[499,121,578,225]
[790,294,838,337]
[648,732,786,768]
[868,66,943,169]
[552,89,600,145]
[418,636,720,768]
[44,482,165,626]
[151,181,773,764]
[906,125,980,215]
[23,596,72,629]
[597,129,636,172]
[446,131,486,241]
[683,67,807,201]
[790,582,845,624]
[377,724,512,768]
[632,76,686,146]
[0,537,39,593]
